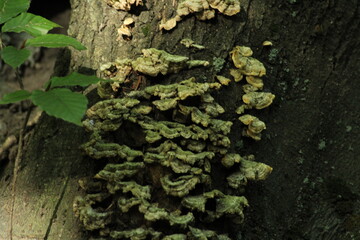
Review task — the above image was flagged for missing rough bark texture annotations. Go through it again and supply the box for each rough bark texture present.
[0,0,359,239]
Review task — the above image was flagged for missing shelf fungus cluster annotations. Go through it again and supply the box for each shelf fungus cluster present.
[226,46,276,141]
[75,47,273,239]
[117,18,135,40]
[99,48,209,97]
[159,0,241,31]
[103,0,143,11]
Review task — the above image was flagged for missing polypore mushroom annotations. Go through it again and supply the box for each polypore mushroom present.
[262,40,273,46]
[239,114,266,140]
[117,17,135,40]
[124,17,134,26]
[216,75,232,85]
[104,0,143,11]
[245,76,264,89]
[242,92,275,109]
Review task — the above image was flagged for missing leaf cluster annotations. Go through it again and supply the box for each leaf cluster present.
[0,0,103,125]
[0,73,109,125]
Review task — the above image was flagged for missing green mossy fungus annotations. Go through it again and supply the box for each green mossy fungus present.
[74,48,274,239]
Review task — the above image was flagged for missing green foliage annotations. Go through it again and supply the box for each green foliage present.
[0,90,31,104]
[0,0,30,24]
[0,46,31,68]
[0,73,103,125]
[25,34,86,50]
[0,0,94,125]
[2,12,61,37]
[31,89,88,126]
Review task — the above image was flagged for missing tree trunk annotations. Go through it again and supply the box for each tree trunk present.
[0,0,359,239]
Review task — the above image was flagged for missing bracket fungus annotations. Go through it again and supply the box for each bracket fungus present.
[262,40,273,46]
[229,68,244,82]
[242,92,275,109]
[225,155,272,190]
[110,228,161,239]
[132,48,209,76]
[229,45,276,141]
[246,76,264,89]
[73,193,113,231]
[238,114,266,141]
[230,46,266,77]
[117,18,135,40]
[103,0,143,11]
[99,49,209,98]
[216,75,232,86]
[180,38,205,50]
[76,46,274,239]
[159,0,241,31]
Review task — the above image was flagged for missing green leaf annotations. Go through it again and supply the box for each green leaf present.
[49,72,108,88]
[0,90,31,104]
[0,46,30,68]
[25,34,86,50]
[31,89,88,126]
[2,12,61,37]
[0,0,30,24]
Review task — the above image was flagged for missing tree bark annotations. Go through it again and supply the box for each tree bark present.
[0,0,359,239]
